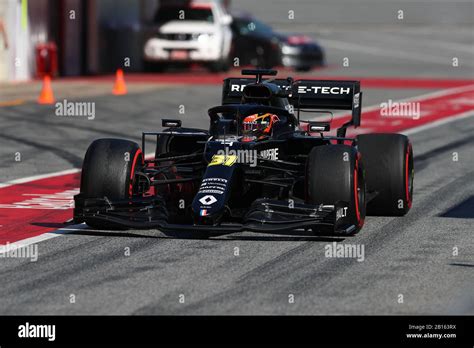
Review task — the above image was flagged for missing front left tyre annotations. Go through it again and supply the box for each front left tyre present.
[80,138,144,229]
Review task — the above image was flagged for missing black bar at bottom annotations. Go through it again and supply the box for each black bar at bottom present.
[0,315,472,346]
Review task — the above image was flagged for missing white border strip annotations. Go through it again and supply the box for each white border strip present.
[401,110,474,136]
[0,152,156,189]
[330,83,474,120]
[0,226,86,254]
[0,168,81,189]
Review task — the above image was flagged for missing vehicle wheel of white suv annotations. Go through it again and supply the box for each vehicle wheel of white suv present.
[143,60,166,73]
[207,57,230,72]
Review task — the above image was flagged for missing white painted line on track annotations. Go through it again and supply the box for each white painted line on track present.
[320,38,474,67]
[0,168,81,189]
[402,110,474,136]
[328,83,474,121]
[0,152,155,188]
[347,30,474,55]
[0,225,87,254]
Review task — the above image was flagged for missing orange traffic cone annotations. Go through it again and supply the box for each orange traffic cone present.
[112,69,127,95]
[38,75,55,104]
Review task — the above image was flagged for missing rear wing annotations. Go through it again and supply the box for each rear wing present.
[222,78,362,127]
[291,80,361,127]
[222,78,291,103]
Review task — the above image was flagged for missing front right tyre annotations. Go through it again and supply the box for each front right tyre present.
[305,145,366,235]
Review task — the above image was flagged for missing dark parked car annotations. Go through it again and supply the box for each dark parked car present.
[230,12,325,71]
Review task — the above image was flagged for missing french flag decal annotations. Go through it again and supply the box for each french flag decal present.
[200,209,208,216]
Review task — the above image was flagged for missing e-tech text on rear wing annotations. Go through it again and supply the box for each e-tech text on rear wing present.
[222,71,362,138]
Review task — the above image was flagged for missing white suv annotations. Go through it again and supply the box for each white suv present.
[144,1,233,72]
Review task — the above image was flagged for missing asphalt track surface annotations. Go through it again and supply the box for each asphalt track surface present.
[0,0,473,314]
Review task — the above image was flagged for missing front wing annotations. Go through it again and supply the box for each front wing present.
[73,194,356,234]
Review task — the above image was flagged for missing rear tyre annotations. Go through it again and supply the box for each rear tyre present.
[356,133,413,216]
[306,145,366,235]
[80,138,144,229]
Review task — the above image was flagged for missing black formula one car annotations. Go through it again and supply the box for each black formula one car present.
[74,69,413,236]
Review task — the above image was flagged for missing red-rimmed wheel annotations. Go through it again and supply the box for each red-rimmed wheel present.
[306,145,366,235]
[354,152,366,228]
[356,133,413,216]
[80,138,144,229]
[405,142,414,210]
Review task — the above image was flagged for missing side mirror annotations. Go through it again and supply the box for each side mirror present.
[308,122,330,133]
[162,119,182,128]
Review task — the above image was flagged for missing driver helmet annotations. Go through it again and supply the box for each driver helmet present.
[241,112,279,142]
